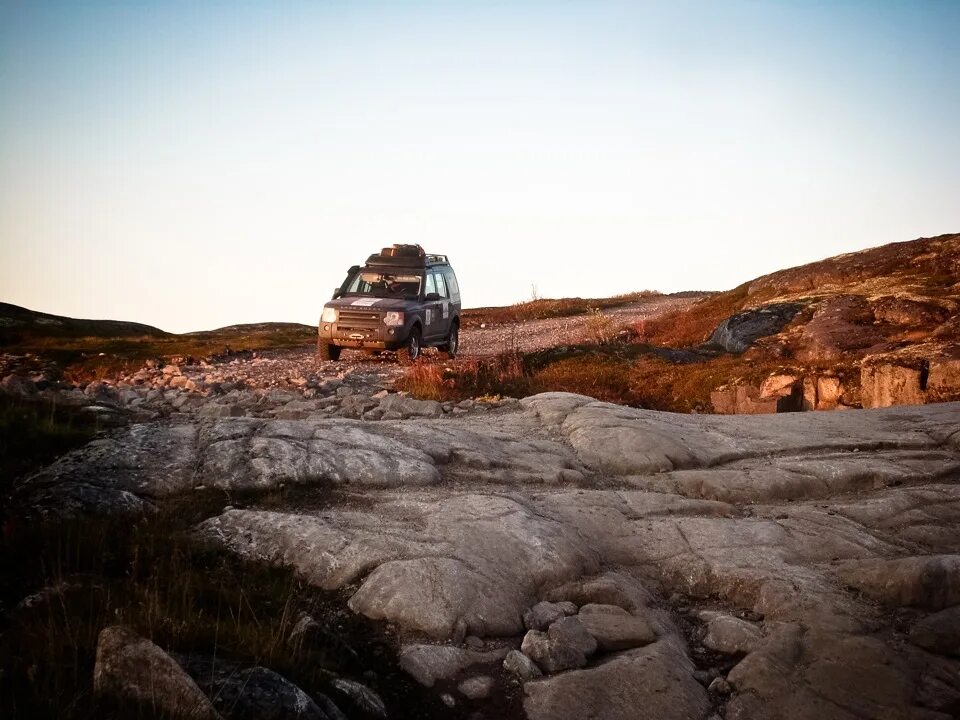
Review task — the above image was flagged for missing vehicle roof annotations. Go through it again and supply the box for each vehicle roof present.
[362,255,453,271]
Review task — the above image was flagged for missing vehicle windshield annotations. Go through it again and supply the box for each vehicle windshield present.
[343,271,422,299]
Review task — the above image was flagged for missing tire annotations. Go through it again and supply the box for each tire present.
[318,343,341,361]
[441,322,460,359]
[398,327,422,365]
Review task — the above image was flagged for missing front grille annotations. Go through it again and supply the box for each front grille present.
[336,309,382,332]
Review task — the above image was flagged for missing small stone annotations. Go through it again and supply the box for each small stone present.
[503,649,542,681]
[708,676,732,695]
[332,678,386,719]
[521,617,597,675]
[578,610,657,652]
[524,601,570,631]
[458,675,495,700]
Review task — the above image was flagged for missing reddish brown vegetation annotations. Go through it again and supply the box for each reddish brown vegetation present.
[462,291,661,327]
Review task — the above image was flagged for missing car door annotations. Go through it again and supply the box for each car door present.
[422,272,445,340]
[433,272,452,337]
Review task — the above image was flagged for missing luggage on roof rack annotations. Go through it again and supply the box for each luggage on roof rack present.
[365,244,449,268]
[380,244,424,258]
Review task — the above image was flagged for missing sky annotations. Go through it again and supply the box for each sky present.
[1,1,958,333]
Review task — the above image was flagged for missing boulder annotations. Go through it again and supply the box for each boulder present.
[759,375,797,399]
[927,358,960,402]
[861,363,925,408]
[93,626,220,720]
[523,640,709,720]
[178,657,336,720]
[521,617,597,674]
[708,303,805,353]
[542,572,653,613]
[398,644,509,687]
[702,614,763,654]
[523,600,577,631]
[503,649,543,681]
[816,376,842,410]
[377,394,443,418]
[577,610,658,652]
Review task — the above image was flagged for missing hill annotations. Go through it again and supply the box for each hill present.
[0,302,170,342]
[417,233,960,413]
[0,303,316,382]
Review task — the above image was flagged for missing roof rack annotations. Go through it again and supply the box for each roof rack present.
[364,249,450,269]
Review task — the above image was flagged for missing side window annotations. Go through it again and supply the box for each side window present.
[434,273,448,298]
[424,273,437,297]
[444,271,460,298]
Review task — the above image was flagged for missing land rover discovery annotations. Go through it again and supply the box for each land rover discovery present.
[317,244,461,362]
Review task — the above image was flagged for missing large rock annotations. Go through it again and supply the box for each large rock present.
[577,608,658,652]
[708,303,805,353]
[702,613,763,654]
[861,362,925,408]
[93,626,220,720]
[377,394,442,418]
[178,657,337,720]
[523,600,577,631]
[523,640,710,720]
[927,358,960,402]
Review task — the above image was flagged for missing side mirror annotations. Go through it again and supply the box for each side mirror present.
[425,292,440,301]
[332,288,341,299]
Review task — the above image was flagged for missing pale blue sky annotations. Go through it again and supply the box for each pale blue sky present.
[1,1,958,332]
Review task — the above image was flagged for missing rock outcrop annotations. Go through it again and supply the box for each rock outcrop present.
[21,392,960,719]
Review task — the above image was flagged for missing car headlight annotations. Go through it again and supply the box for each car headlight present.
[321,307,338,323]
[383,311,404,327]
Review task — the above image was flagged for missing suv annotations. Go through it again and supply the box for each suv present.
[317,244,461,362]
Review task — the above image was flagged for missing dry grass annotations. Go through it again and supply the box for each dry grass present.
[399,340,803,413]
[0,396,99,498]
[6,325,317,385]
[635,283,752,347]
[462,290,661,327]
[395,353,533,401]
[0,486,444,719]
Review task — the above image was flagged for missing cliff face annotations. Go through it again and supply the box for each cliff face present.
[705,234,960,413]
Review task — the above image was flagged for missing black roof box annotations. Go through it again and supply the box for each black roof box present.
[365,244,449,268]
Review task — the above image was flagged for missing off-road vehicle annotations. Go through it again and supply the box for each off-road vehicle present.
[317,244,461,362]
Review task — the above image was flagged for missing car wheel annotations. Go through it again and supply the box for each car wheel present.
[399,327,422,364]
[442,323,459,359]
[318,343,341,361]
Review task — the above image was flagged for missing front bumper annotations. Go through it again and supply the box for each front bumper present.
[325,337,405,351]
[318,316,408,350]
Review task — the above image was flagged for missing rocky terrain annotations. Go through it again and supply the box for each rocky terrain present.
[5,387,960,719]
[692,234,960,413]
[2,235,960,719]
